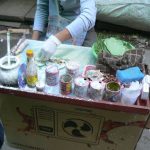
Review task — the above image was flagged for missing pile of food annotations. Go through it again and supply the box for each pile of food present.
[93,31,150,57]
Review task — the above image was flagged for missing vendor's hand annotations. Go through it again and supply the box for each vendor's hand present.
[40,35,61,61]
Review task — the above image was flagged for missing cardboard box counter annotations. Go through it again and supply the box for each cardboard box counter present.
[0,86,149,150]
[0,41,150,150]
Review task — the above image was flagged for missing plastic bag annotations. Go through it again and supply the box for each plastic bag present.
[121,81,142,105]
[95,0,150,32]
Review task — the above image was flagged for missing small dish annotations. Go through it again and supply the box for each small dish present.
[36,82,45,91]
[82,65,103,83]
[82,65,96,78]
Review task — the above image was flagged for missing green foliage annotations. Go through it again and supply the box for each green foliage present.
[107,82,120,91]
[94,32,136,55]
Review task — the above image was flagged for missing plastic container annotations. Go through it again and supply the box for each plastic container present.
[121,89,141,105]
[26,50,38,87]
[105,81,121,102]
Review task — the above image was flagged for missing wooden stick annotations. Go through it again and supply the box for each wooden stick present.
[8,28,30,34]
[0,29,30,34]
[0,30,7,34]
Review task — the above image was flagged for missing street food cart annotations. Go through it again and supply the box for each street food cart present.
[0,40,150,150]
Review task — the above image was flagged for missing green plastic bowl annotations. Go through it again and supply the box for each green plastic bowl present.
[91,43,98,59]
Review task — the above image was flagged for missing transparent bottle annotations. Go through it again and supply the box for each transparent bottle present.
[26,50,38,87]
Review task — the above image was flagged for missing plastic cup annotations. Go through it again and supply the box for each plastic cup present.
[121,91,139,105]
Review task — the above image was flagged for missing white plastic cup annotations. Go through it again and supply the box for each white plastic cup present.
[121,90,139,105]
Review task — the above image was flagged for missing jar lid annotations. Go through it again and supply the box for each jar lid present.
[26,49,33,57]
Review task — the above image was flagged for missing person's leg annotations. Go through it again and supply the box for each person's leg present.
[82,27,97,47]
[0,122,4,148]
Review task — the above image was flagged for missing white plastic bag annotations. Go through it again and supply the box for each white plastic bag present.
[95,0,150,32]
[121,81,142,105]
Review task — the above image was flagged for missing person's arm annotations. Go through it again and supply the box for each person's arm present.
[32,0,49,40]
[38,0,97,61]
[55,28,71,42]
[52,0,97,43]
[65,0,97,40]
[32,30,42,40]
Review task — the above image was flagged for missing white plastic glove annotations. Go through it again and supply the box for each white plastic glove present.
[40,35,61,61]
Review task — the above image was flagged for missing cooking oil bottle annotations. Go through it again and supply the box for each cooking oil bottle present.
[26,49,38,87]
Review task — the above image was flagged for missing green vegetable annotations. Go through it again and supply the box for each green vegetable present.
[107,82,120,91]
[93,32,135,56]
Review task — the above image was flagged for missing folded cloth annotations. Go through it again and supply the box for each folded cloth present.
[96,48,145,73]
[116,66,144,83]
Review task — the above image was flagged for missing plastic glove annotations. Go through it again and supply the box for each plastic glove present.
[40,35,61,61]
